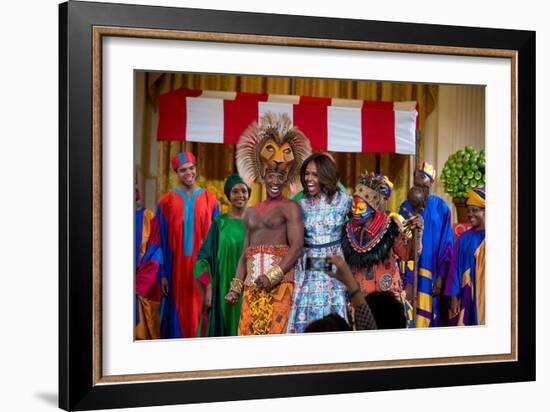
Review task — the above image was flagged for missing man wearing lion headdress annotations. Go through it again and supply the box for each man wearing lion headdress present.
[225,112,311,335]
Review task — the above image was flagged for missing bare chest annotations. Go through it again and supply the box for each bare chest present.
[248,206,287,232]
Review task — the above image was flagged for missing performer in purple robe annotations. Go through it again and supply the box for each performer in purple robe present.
[399,161,454,327]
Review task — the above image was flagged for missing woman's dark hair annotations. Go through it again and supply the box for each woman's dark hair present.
[304,313,351,333]
[300,152,340,203]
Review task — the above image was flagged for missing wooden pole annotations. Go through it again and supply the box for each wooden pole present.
[412,226,419,326]
[412,128,420,326]
[158,141,165,200]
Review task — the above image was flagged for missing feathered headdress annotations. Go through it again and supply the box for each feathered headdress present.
[355,171,387,211]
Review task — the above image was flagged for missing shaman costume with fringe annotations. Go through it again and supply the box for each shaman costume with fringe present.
[342,172,410,298]
[232,112,311,335]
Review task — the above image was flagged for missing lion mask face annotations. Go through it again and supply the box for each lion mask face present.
[236,112,311,186]
[259,138,295,178]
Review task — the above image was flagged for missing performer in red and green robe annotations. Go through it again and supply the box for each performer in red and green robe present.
[157,152,219,338]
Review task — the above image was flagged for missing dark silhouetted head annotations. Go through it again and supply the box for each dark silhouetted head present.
[304,313,351,333]
[365,291,407,329]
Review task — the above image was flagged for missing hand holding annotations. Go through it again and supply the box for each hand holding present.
[205,284,212,308]
[450,296,460,316]
[255,275,272,291]
[161,278,169,296]
[433,276,443,296]
[326,255,355,287]
[225,291,240,305]
[405,215,424,232]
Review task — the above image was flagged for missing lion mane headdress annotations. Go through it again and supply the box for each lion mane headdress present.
[236,112,312,186]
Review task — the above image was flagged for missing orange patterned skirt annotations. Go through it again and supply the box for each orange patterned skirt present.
[238,245,294,335]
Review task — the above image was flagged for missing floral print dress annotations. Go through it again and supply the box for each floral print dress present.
[287,190,352,333]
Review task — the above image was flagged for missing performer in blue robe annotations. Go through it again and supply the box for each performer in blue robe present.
[399,161,454,327]
[444,187,486,326]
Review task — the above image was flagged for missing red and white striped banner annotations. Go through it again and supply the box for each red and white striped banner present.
[157,89,418,155]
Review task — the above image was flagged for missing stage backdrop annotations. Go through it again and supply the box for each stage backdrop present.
[135,71,483,219]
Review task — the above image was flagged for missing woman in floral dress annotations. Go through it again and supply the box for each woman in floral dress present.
[287,153,352,333]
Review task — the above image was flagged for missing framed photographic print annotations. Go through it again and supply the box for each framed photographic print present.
[59,1,535,410]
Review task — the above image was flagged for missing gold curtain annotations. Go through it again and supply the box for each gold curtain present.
[142,72,438,213]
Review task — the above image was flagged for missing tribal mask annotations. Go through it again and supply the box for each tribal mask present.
[352,172,386,221]
[236,112,312,186]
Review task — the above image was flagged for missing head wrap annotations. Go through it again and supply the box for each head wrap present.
[418,161,436,181]
[171,151,197,171]
[466,186,486,208]
[224,174,251,200]
[236,111,312,186]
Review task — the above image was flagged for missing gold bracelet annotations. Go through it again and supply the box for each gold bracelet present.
[264,265,284,287]
[230,277,244,295]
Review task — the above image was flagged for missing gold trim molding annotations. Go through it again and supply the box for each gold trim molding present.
[92,26,518,386]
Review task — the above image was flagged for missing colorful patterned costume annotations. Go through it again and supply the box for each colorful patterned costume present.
[341,172,412,331]
[238,245,295,335]
[287,190,352,333]
[135,207,162,340]
[157,187,219,338]
[399,194,454,327]
[344,212,408,298]
[194,214,246,336]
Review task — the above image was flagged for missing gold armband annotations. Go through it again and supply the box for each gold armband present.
[264,265,284,287]
[229,277,244,295]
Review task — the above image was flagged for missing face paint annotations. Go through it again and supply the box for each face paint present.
[360,205,374,221]
[352,195,374,222]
